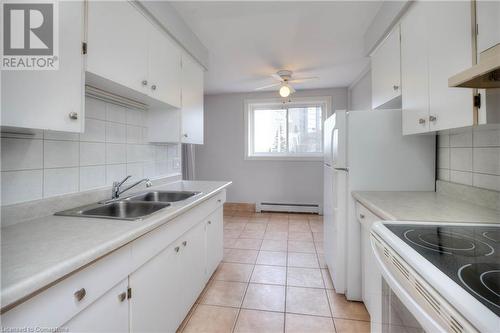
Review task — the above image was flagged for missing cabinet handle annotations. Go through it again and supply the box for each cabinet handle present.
[68,112,78,120]
[118,292,127,302]
[217,199,221,203]
[142,80,148,86]
[393,85,399,91]
[74,288,86,302]
[174,246,180,253]
[208,220,212,225]
[418,118,426,125]
[183,133,188,138]
[359,214,365,219]
[151,84,157,91]
[182,241,187,247]
[429,115,437,122]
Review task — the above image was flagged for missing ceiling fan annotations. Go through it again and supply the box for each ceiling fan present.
[255,70,319,97]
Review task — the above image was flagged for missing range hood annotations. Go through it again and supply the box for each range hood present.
[449,44,500,88]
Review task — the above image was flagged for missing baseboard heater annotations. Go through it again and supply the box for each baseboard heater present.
[257,202,320,214]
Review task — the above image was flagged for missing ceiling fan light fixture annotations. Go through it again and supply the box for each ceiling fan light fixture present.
[279,84,291,98]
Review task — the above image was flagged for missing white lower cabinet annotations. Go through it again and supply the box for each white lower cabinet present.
[356,201,383,333]
[206,207,224,279]
[129,240,183,333]
[63,279,129,332]
[1,191,226,333]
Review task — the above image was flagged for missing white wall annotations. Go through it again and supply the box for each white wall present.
[1,97,182,206]
[348,70,372,110]
[195,88,348,207]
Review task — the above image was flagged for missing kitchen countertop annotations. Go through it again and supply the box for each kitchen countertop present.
[352,191,500,223]
[1,180,231,309]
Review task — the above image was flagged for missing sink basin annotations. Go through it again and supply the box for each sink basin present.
[125,191,200,203]
[55,201,170,220]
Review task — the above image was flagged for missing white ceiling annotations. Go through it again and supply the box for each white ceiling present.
[171,1,382,95]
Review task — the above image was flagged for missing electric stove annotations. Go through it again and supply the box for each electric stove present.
[384,224,499,316]
[371,222,500,333]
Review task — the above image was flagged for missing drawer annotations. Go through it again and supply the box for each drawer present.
[355,201,383,229]
[130,190,226,272]
[1,244,131,329]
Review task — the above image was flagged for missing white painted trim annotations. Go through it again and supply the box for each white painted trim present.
[243,96,331,161]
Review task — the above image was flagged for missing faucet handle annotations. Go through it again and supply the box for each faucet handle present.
[117,175,132,187]
[146,179,153,187]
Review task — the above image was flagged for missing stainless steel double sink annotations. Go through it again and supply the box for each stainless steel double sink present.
[55,191,201,221]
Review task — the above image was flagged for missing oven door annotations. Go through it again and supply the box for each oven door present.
[380,277,425,333]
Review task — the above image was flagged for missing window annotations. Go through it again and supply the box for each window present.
[245,97,329,160]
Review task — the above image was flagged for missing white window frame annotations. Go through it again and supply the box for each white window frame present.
[244,96,331,161]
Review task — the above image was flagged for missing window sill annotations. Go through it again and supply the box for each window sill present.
[245,155,323,162]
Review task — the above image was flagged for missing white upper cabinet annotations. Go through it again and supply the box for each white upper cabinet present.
[86,1,182,108]
[476,0,500,55]
[1,1,84,133]
[181,54,204,144]
[427,1,473,131]
[401,2,430,135]
[148,27,182,108]
[371,26,401,109]
[401,1,473,135]
[86,1,149,94]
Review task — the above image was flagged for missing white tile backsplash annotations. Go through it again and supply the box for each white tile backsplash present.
[80,165,106,191]
[43,167,79,197]
[1,97,181,205]
[43,140,79,168]
[106,143,127,164]
[105,122,127,143]
[80,118,106,142]
[1,170,43,205]
[437,127,500,191]
[1,138,43,171]
[80,142,106,166]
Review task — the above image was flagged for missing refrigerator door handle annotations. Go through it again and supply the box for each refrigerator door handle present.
[334,167,349,172]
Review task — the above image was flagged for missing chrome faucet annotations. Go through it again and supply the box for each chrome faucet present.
[112,175,152,199]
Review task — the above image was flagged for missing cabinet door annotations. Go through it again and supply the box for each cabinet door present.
[180,222,207,315]
[86,1,149,93]
[206,207,224,280]
[401,2,430,135]
[63,279,129,332]
[181,54,204,144]
[371,26,401,109]
[476,1,500,55]
[148,27,182,108]
[427,1,473,131]
[129,242,183,333]
[1,1,84,132]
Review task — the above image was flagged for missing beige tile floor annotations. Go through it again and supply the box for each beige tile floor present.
[178,212,370,333]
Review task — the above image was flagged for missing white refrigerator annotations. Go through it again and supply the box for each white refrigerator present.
[323,109,435,301]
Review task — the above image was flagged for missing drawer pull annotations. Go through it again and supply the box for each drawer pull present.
[359,214,365,219]
[208,220,212,225]
[74,288,86,302]
[217,199,222,203]
[174,246,180,253]
[182,241,187,247]
[118,292,127,302]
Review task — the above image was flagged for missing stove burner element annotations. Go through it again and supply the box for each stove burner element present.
[459,263,500,310]
[404,229,494,256]
[483,230,500,242]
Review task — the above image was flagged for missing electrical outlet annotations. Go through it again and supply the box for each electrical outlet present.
[172,158,181,170]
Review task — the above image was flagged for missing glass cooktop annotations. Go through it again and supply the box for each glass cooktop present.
[385,224,500,316]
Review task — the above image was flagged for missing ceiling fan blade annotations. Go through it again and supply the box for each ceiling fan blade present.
[271,73,285,82]
[288,77,319,83]
[254,82,281,91]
